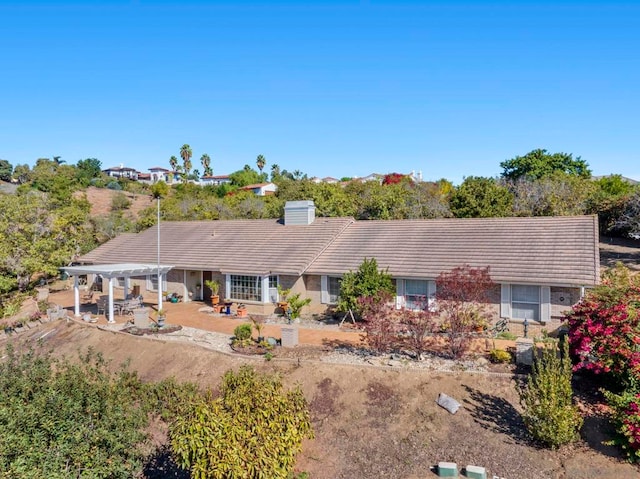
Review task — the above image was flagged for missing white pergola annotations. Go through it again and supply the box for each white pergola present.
[61,263,174,323]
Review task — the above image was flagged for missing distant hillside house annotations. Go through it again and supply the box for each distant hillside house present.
[200,175,231,186]
[75,201,599,331]
[103,164,139,180]
[239,182,277,196]
[147,167,172,184]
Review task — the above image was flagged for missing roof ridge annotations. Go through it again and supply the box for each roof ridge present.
[302,217,356,275]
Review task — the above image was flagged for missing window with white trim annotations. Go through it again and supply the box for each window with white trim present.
[405,279,429,310]
[268,275,279,303]
[230,275,262,302]
[511,284,540,321]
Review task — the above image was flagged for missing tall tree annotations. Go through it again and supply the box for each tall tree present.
[75,158,102,185]
[200,153,212,176]
[256,154,266,173]
[0,159,13,182]
[270,163,280,181]
[500,149,591,181]
[450,176,513,218]
[11,164,31,184]
[180,144,193,182]
[169,155,178,172]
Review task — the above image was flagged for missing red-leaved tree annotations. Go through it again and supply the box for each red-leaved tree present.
[435,265,495,358]
[357,293,437,359]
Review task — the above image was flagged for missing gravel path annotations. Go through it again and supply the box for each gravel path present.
[100,321,497,374]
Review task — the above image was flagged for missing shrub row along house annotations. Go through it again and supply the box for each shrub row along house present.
[74,201,599,329]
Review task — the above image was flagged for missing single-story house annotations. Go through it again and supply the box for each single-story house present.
[74,200,600,328]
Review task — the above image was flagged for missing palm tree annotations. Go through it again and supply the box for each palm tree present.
[270,163,280,180]
[200,154,212,176]
[180,144,193,182]
[169,155,178,171]
[256,154,266,172]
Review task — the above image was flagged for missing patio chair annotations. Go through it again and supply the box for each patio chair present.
[96,298,107,316]
[81,290,94,304]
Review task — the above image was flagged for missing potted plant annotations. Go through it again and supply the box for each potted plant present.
[204,279,220,305]
[236,303,248,318]
[251,315,265,342]
[276,285,291,314]
[156,308,166,328]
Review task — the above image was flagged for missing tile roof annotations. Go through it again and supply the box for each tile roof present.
[79,218,354,276]
[306,215,599,286]
[79,215,599,286]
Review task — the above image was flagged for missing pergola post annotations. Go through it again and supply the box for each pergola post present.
[124,277,130,299]
[108,277,115,323]
[73,276,81,317]
[157,272,163,311]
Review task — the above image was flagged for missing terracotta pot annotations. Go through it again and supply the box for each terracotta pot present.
[211,295,220,305]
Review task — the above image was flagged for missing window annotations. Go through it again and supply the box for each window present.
[321,276,341,304]
[147,274,167,292]
[230,275,262,302]
[405,279,428,310]
[269,275,279,303]
[511,285,540,321]
[328,277,341,304]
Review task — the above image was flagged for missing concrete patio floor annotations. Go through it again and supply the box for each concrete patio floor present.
[48,289,364,347]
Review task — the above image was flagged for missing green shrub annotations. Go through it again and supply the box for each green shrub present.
[489,348,512,363]
[0,346,153,477]
[603,388,640,462]
[170,366,313,479]
[496,331,517,341]
[233,323,253,340]
[517,340,583,448]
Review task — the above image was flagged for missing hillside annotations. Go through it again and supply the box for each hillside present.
[3,320,637,479]
[75,186,152,218]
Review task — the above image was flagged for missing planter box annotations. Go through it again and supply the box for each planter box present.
[281,326,299,348]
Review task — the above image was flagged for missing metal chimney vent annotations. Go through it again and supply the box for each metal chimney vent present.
[284,200,316,225]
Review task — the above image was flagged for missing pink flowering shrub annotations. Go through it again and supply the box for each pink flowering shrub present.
[566,264,640,384]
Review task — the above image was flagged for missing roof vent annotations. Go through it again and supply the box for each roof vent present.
[284,200,316,226]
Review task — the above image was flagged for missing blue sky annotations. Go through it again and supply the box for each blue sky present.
[1,1,638,184]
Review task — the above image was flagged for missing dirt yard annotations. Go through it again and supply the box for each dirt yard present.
[3,320,638,479]
[74,186,152,218]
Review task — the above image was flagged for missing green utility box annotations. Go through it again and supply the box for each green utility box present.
[465,465,487,479]
[438,461,458,477]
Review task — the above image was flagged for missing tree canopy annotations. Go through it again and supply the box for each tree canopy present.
[500,149,591,181]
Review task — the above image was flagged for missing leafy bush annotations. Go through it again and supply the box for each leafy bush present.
[0,346,153,477]
[566,264,640,386]
[489,349,512,363]
[287,292,311,319]
[517,340,583,448]
[170,365,313,479]
[435,264,495,358]
[233,323,253,340]
[338,258,394,315]
[496,331,518,341]
[106,180,122,190]
[604,389,640,462]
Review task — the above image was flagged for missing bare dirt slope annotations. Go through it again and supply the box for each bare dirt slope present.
[3,321,637,479]
[600,236,640,271]
[75,186,152,218]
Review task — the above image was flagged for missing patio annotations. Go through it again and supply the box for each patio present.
[47,288,365,347]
